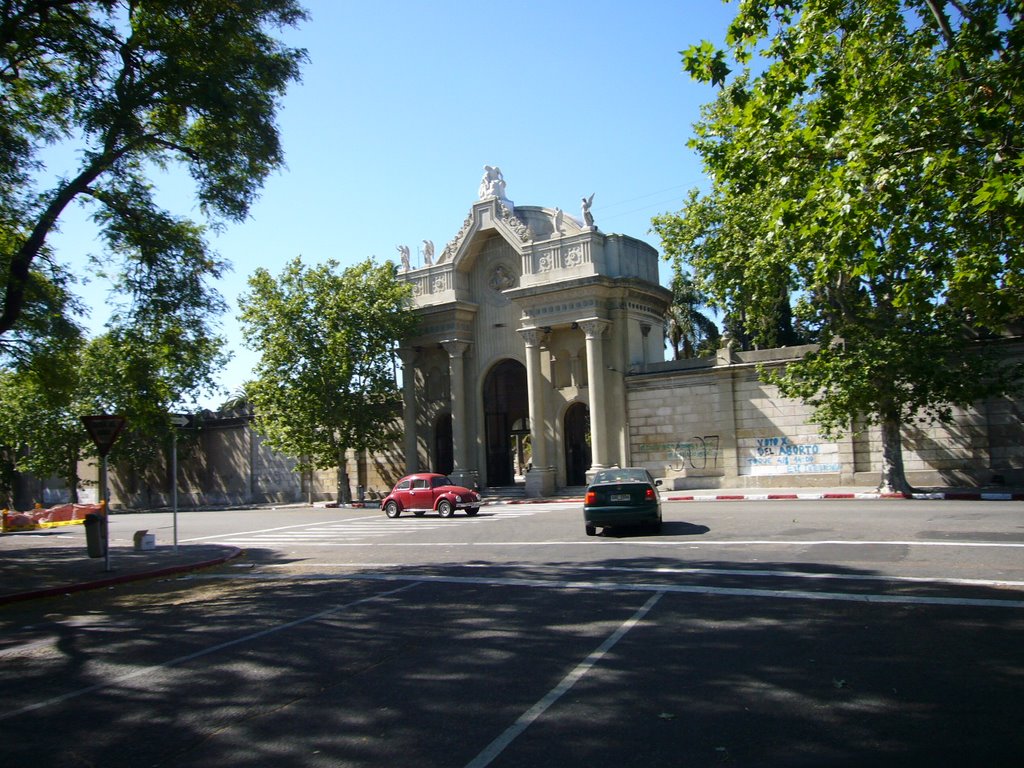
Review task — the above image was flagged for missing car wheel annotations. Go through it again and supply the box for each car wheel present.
[464,507,479,517]
[438,500,455,518]
[648,520,662,534]
[413,509,426,517]
[585,523,597,536]
[384,501,401,518]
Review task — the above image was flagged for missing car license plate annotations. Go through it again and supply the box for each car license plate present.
[610,493,630,502]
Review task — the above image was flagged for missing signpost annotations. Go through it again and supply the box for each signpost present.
[169,414,191,552]
[81,415,127,572]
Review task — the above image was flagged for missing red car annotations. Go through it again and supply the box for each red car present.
[381,473,481,518]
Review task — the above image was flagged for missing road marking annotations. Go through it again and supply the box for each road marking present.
[180,516,380,542]
[194,569,1024,609]
[240,538,1024,550]
[190,508,546,547]
[0,582,421,722]
[464,591,665,768]
[250,562,1024,589]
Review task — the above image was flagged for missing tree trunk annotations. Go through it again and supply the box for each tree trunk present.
[337,448,351,504]
[877,414,913,495]
[66,447,80,504]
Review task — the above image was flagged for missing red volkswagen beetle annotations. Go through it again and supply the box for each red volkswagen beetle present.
[381,473,481,518]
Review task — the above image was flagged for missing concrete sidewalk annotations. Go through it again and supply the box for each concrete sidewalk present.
[663,486,1024,502]
[0,526,239,606]
[507,485,1024,504]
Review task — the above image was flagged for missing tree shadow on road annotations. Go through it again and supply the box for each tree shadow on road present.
[1,546,1021,768]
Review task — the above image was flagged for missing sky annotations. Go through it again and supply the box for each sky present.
[48,0,740,409]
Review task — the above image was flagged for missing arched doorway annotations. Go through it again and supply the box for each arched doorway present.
[482,359,528,487]
[564,402,591,486]
[434,413,453,475]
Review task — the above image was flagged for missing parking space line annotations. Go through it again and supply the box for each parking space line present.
[464,591,665,768]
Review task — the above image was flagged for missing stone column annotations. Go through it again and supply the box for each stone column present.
[442,340,474,487]
[520,328,555,497]
[580,319,611,474]
[640,323,651,372]
[398,347,419,473]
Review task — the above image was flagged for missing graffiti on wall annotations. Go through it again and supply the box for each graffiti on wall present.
[740,436,841,476]
[637,436,721,471]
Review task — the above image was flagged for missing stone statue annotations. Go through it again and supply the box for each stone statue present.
[396,244,410,271]
[581,193,595,228]
[552,207,564,236]
[479,165,507,200]
[422,239,434,266]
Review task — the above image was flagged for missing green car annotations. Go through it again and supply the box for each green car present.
[583,467,663,536]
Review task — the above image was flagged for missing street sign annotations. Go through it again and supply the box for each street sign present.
[169,413,191,427]
[81,415,127,457]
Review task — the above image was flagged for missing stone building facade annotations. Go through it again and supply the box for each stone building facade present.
[395,169,670,497]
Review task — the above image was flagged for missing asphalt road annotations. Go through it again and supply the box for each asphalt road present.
[1,498,1022,767]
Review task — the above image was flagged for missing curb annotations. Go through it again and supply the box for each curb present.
[667,492,1024,502]
[506,491,1024,504]
[0,546,242,606]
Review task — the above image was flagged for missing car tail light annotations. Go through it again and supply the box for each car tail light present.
[645,488,656,501]
[585,491,596,504]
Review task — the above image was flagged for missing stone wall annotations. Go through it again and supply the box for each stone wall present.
[629,342,1024,490]
[18,341,1023,509]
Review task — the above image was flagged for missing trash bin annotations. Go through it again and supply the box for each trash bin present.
[84,513,106,558]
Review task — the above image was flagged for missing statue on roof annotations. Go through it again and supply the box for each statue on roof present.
[396,244,410,271]
[479,165,507,200]
[581,193,595,228]
[422,239,434,266]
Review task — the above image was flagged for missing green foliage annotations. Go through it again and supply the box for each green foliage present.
[0,345,87,503]
[665,267,720,359]
[0,1,306,498]
[657,0,1024,489]
[0,0,308,338]
[239,258,418,477]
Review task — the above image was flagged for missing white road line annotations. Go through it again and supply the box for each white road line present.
[194,570,1024,609]
[180,516,380,542]
[465,591,665,768]
[250,562,1024,589]
[184,509,545,546]
[0,582,422,722]
[250,539,1024,549]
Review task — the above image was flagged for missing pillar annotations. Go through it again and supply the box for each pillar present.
[442,340,476,487]
[398,347,419,473]
[520,328,555,497]
[580,319,611,474]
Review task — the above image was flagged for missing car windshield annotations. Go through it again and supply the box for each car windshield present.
[431,476,453,488]
[593,469,648,484]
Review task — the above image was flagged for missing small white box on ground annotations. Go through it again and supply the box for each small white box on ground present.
[133,530,156,551]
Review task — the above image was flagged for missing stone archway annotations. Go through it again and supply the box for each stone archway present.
[564,402,591,486]
[434,413,453,475]
[482,359,528,487]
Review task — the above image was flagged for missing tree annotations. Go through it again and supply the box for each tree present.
[655,0,1023,493]
[0,0,307,345]
[0,311,225,507]
[239,258,419,502]
[665,266,720,359]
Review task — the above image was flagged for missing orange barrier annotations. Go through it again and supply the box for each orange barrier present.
[1,502,105,533]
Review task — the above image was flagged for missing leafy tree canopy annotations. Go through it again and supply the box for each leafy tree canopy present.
[665,266,721,360]
[239,258,418,496]
[0,0,307,362]
[654,0,1023,492]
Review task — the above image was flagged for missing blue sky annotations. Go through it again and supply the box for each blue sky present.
[50,0,740,408]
